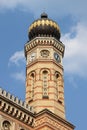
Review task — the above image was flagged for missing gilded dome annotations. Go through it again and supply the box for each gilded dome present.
[28,13,61,41]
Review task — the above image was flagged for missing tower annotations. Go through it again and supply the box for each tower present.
[25,13,65,119]
[0,13,75,130]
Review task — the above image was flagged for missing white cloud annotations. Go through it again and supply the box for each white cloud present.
[8,50,25,66]
[0,0,20,9]
[8,50,25,82]
[11,71,25,82]
[62,22,87,77]
[0,0,87,21]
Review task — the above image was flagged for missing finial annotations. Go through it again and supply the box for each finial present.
[41,12,48,18]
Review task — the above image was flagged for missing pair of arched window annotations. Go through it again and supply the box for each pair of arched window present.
[42,70,63,101]
[28,70,49,100]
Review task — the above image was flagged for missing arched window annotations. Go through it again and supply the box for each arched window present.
[55,72,59,99]
[30,73,35,99]
[55,72,63,104]
[42,70,48,98]
[2,120,11,130]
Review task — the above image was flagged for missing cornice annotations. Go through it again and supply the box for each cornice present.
[26,59,64,72]
[35,109,75,129]
[0,87,34,127]
[24,37,65,57]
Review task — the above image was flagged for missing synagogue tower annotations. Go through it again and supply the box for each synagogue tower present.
[0,13,75,130]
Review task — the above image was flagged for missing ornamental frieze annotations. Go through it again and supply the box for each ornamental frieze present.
[25,37,65,57]
[35,116,72,130]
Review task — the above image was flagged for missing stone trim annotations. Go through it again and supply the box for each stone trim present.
[25,37,65,57]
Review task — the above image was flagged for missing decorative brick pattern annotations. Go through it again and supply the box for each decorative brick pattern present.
[35,114,74,130]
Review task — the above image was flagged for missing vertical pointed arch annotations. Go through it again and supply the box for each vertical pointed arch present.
[42,70,48,98]
[28,71,35,101]
[40,68,51,98]
[30,73,35,99]
[55,71,63,104]
[55,72,59,100]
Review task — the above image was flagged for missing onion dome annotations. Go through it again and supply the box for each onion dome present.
[28,13,61,41]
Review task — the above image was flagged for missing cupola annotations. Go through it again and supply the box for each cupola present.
[28,13,61,41]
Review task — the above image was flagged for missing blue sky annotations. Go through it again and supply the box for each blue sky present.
[0,0,87,130]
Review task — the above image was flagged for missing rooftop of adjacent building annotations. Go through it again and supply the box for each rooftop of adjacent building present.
[0,87,34,113]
